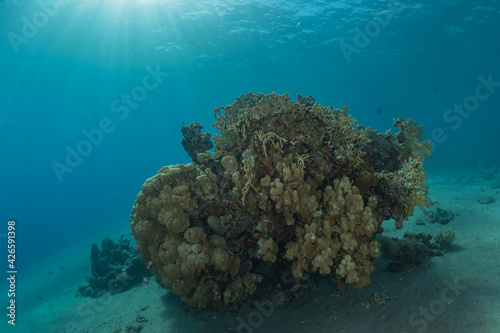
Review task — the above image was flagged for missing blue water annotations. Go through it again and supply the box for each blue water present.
[0,0,499,330]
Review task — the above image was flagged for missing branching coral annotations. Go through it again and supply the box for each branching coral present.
[434,227,455,250]
[130,93,433,309]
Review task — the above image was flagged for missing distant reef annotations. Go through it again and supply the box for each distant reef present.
[78,235,150,298]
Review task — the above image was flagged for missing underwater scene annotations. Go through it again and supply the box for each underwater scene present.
[1,0,499,332]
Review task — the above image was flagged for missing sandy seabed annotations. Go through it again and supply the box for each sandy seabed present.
[6,166,500,333]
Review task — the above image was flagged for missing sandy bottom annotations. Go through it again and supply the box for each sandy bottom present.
[7,167,500,333]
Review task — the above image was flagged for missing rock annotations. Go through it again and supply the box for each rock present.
[478,197,495,204]
[384,232,444,272]
[426,208,454,224]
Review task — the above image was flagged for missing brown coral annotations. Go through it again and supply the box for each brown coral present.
[130,93,433,309]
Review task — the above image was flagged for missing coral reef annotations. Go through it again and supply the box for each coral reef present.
[130,93,434,309]
[78,236,150,298]
[381,232,444,272]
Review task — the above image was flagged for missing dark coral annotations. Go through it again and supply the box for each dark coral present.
[381,232,443,272]
[426,208,454,224]
[181,121,213,164]
[478,197,495,204]
[78,235,150,298]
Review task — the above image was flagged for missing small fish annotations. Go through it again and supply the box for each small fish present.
[142,274,150,285]
[377,107,382,114]
[146,260,153,269]
[296,22,301,28]
[262,161,275,171]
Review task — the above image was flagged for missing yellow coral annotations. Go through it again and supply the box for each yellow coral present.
[282,176,381,286]
[257,238,279,262]
[336,254,358,284]
[397,158,436,221]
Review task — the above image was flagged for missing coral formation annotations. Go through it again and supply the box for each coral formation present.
[130,93,434,309]
[434,227,455,250]
[381,232,444,272]
[426,208,454,225]
[78,236,150,298]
